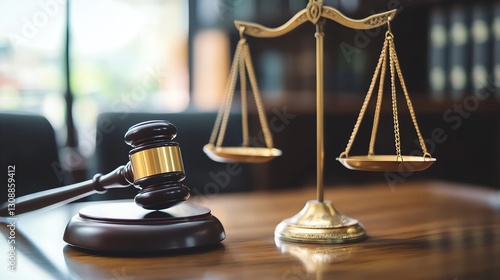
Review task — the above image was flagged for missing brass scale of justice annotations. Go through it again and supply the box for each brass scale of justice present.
[203,0,436,243]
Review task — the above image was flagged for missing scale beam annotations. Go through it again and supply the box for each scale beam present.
[235,5,397,38]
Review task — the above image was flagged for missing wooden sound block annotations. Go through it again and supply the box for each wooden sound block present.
[63,202,225,254]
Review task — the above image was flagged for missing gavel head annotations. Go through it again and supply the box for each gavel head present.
[124,120,190,210]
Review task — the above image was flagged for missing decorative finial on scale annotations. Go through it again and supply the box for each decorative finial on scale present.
[387,16,393,33]
[306,0,323,24]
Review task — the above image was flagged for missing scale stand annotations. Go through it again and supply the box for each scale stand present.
[205,0,435,243]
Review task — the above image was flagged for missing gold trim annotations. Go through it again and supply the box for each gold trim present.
[234,9,308,38]
[321,7,396,30]
[129,146,184,181]
[234,7,397,39]
[274,200,367,243]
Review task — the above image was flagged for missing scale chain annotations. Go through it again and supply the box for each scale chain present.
[388,33,403,161]
[388,36,429,156]
[240,43,249,147]
[341,36,389,157]
[243,43,274,148]
[369,37,389,156]
[342,30,430,161]
[208,37,275,150]
[209,39,245,147]
[217,40,245,147]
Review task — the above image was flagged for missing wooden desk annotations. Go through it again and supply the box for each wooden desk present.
[1,181,500,279]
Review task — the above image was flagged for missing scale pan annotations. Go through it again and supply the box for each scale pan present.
[337,155,435,172]
[203,144,282,163]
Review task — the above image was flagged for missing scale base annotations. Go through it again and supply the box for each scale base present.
[63,202,225,254]
[275,200,367,243]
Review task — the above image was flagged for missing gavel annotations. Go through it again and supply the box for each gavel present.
[0,120,191,217]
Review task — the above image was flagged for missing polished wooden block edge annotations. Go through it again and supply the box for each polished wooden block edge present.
[62,203,226,254]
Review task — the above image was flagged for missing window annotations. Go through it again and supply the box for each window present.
[0,0,190,157]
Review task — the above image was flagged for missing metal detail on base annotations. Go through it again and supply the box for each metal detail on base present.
[275,200,367,243]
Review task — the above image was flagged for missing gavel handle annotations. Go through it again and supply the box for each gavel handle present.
[0,165,132,217]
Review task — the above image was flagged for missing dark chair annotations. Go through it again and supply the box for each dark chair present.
[89,112,255,200]
[0,112,64,203]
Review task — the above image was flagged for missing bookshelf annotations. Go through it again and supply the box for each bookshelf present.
[188,0,500,190]
[204,0,500,110]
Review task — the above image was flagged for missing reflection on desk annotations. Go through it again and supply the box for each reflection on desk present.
[1,181,500,279]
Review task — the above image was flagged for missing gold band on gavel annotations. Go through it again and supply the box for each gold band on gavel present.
[129,146,184,181]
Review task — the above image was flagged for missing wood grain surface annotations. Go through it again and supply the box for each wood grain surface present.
[1,180,499,279]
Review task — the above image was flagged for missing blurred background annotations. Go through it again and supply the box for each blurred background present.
[1,0,499,198]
